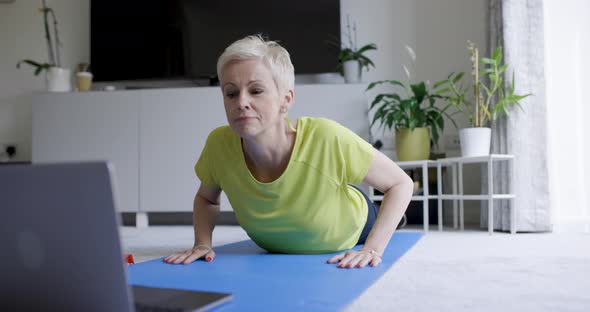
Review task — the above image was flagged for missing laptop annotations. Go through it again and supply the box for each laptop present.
[0,162,232,312]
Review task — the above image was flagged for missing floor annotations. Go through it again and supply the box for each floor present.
[121,225,590,312]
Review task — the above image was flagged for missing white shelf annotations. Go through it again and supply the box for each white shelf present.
[436,154,516,235]
[368,155,516,235]
[368,159,436,232]
[438,194,516,200]
[370,195,438,201]
[411,195,439,200]
[437,154,514,165]
[397,160,438,167]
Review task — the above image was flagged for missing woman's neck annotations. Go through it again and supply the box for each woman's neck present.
[241,120,296,182]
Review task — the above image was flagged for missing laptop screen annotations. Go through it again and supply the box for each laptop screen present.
[0,162,232,312]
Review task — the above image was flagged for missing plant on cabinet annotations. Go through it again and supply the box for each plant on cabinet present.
[16,0,71,92]
[337,16,377,83]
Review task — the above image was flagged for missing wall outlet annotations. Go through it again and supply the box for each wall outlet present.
[0,143,17,161]
[445,135,461,151]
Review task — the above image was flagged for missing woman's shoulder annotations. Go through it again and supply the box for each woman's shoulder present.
[299,116,348,135]
[203,125,238,152]
[207,125,235,141]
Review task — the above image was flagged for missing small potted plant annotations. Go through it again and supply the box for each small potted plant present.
[17,0,71,92]
[337,15,377,83]
[436,41,532,156]
[367,46,456,161]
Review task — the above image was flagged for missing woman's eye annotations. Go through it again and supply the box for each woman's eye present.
[225,91,237,98]
[251,88,263,95]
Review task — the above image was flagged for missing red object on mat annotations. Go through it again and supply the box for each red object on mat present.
[125,254,135,265]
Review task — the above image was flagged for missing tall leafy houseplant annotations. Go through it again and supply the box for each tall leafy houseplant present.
[436,41,531,156]
[367,46,455,161]
[468,41,531,127]
[16,0,71,92]
[337,16,377,83]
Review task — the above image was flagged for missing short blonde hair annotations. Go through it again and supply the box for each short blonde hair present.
[217,35,295,93]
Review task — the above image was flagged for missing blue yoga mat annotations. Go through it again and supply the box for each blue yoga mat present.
[128,231,423,311]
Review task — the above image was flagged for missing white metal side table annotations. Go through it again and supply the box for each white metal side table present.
[436,154,516,235]
[369,160,439,232]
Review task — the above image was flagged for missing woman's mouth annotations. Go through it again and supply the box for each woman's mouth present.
[235,116,254,122]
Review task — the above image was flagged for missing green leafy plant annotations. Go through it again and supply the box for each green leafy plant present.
[433,71,470,122]
[367,46,455,145]
[367,79,455,145]
[17,0,62,75]
[335,15,377,75]
[338,44,377,72]
[436,41,532,127]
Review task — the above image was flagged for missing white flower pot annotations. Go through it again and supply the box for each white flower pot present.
[343,60,361,83]
[459,127,491,157]
[46,67,72,92]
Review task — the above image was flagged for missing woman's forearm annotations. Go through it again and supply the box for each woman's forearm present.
[363,178,414,255]
[193,193,220,247]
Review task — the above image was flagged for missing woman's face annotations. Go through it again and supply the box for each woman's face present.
[221,59,291,139]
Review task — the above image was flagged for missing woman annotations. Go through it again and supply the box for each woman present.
[164,35,413,269]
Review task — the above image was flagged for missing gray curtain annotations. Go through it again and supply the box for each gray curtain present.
[481,0,551,232]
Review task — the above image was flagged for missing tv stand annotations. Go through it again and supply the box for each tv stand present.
[93,78,211,91]
[93,73,343,91]
[32,84,369,226]
[124,86,161,90]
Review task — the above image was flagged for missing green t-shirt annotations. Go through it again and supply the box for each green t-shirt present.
[195,117,375,253]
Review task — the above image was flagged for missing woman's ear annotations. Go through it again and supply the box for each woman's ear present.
[283,89,294,109]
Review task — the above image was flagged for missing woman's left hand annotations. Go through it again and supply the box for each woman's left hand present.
[326,248,382,268]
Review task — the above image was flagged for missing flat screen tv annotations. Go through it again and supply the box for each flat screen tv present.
[90,0,341,84]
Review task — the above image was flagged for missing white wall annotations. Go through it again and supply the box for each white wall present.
[544,0,590,232]
[0,0,488,224]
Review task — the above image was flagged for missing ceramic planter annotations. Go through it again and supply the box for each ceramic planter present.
[343,60,361,83]
[395,127,430,161]
[46,67,72,92]
[459,127,491,157]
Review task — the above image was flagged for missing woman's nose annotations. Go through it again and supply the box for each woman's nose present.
[237,92,251,110]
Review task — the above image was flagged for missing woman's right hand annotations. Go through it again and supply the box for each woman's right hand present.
[163,245,216,265]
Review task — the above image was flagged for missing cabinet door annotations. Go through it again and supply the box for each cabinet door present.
[32,91,140,212]
[139,88,231,212]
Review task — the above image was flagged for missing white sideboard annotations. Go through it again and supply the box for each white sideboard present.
[32,91,141,213]
[32,84,370,218]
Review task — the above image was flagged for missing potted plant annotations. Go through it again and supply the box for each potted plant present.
[16,0,71,92]
[337,16,377,83]
[367,47,456,161]
[435,41,531,156]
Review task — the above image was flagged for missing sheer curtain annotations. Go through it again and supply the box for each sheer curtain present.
[481,0,551,232]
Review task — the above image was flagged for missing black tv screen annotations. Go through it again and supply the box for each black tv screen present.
[91,0,341,83]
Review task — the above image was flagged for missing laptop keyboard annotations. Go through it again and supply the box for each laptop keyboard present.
[134,303,184,312]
